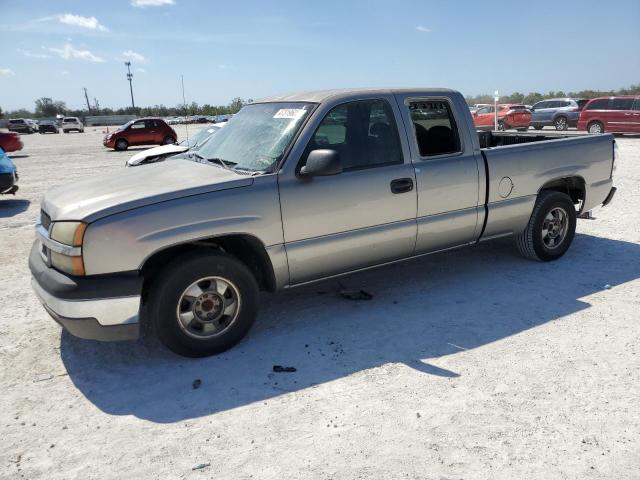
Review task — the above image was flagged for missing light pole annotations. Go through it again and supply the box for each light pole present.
[125,61,135,110]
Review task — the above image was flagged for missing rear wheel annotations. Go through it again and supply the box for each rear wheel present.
[587,121,604,134]
[554,116,569,131]
[516,191,576,261]
[115,138,129,151]
[163,136,176,145]
[149,251,259,357]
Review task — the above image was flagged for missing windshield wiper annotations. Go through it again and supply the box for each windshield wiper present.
[192,153,237,171]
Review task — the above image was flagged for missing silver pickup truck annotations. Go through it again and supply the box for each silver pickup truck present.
[30,88,617,357]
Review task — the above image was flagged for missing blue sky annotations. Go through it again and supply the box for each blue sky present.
[1,0,639,111]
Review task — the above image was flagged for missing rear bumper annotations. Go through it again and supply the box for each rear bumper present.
[29,242,142,341]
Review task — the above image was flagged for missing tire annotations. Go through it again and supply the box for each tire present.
[554,116,569,131]
[516,191,576,262]
[63,130,68,134]
[115,139,129,151]
[149,251,259,357]
[497,120,506,131]
[163,136,176,145]
[533,125,544,130]
[587,121,604,134]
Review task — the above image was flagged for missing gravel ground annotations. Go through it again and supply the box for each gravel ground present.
[1,126,639,480]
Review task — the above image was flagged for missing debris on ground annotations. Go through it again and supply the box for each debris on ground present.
[192,462,211,471]
[33,373,53,383]
[339,289,373,301]
[603,284,612,290]
[192,379,202,389]
[273,365,297,373]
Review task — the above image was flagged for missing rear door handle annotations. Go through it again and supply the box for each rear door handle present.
[390,178,414,194]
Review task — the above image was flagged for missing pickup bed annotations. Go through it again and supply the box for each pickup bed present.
[30,88,616,357]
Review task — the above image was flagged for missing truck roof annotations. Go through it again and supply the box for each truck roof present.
[256,88,457,104]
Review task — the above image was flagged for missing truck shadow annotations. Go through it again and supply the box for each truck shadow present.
[0,199,30,218]
[60,233,640,423]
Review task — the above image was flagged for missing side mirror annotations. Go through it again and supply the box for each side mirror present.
[299,149,342,177]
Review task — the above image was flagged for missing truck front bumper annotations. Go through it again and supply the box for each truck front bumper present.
[29,242,142,341]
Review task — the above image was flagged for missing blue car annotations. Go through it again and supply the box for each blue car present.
[0,148,19,195]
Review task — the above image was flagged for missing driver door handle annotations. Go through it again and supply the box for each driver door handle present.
[390,178,414,194]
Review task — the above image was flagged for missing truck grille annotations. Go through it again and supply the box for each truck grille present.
[41,210,52,231]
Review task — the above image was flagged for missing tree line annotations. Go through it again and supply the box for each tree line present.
[0,97,252,120]
[465,84,640,106]
[2,84,639,119]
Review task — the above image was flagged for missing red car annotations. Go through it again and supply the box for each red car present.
[0,131,24,153]
[472,104,532,131]
[103,118,177,151]
[577,96,640,134]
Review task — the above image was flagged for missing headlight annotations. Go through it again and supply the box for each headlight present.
[49,221,87,276]
[50,221,87,246]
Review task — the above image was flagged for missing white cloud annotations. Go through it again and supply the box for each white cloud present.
[0,68,15,76]
[121,50,147,63]
[416,25,431,33]
[131,0,175,7]
[136,68,146,73]
[218,64,227,70]
[48,43,105,62]
[17,48,51,59]
[58,13,108,31]
[61,70,70,75]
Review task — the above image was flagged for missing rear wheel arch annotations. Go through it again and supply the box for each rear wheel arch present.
[140,234,278,301]
[538,176,586,210]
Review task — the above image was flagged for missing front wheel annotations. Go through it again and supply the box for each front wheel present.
[149,251,259,357]
[497,120,506,131]
[163,136,176,145]
[115,139,129,151]
[516,191,576,261]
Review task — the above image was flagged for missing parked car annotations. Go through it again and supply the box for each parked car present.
[38,120,59,134]
[7,119,36,134]
[0,148,19,195]
[61,117,84,133]
[0,132,24,152]
[31,87,616,357]
[472,104,531,131]
[577,96,640,134]
[126,123,225,167]
[530,98,588,131]
[103,118,177,151]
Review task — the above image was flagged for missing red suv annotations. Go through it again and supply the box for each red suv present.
[577,96,640,134]
[104,118,177,151]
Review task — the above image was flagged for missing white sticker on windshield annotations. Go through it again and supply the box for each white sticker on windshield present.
[273,108,306,119]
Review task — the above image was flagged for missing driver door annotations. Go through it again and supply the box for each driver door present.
[278,97,417,284]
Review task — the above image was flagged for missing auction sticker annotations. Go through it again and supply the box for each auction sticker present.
[273,109,306,119]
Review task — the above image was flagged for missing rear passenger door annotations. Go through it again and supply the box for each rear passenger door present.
[394,94,482,254]
[609,97,635,133]
[279,97,417,284]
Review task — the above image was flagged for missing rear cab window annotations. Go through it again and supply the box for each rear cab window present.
[408,100,461,157]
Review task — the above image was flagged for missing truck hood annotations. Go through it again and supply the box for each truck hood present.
[127,144,189,166]
[42,159,253,222]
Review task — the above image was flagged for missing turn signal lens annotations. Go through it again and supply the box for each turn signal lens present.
[50,251,85,276]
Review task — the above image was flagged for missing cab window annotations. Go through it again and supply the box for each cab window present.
[409,100,461,157]
[130,121,146,130]
[307,99,403,171]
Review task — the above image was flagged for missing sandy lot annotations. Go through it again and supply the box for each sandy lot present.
[1,126,639,480]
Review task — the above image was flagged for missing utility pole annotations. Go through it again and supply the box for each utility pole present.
[84,87,92,113]
[125,61,135,110]
[94,97,100,112]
